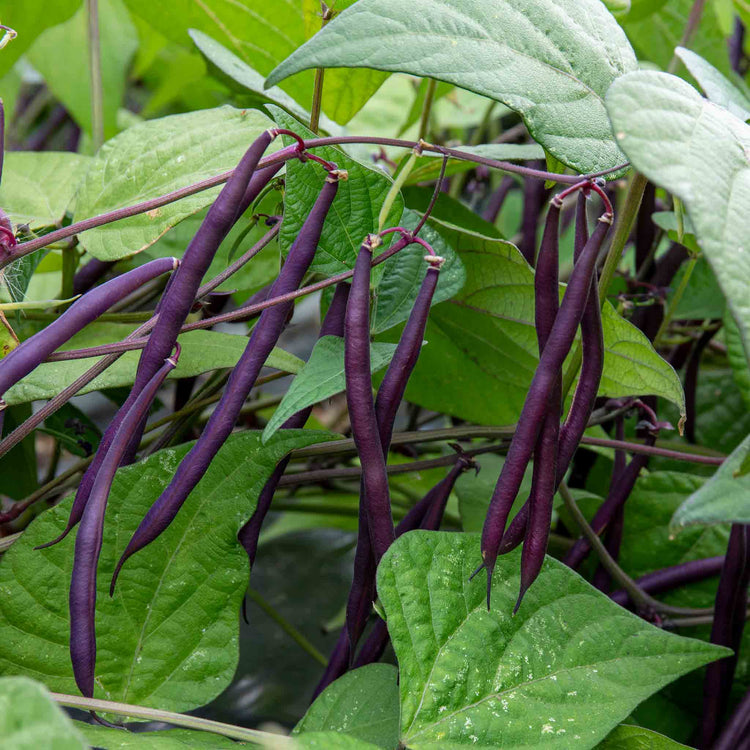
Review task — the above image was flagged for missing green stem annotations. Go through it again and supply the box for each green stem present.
[85,0,104,150]
[653,254,698,347]
[0,532,21,554]
[561,171,648,398]
[245,588,327,667]
[668,0,707,73]
[310,68,325,134]
[418,78,437,141]
[558,482,711,617]
[50,692,292,746]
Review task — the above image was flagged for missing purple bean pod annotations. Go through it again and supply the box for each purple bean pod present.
[479,211,612,606]
[514,198,562,608]
[374,256,444,450]
[47,136,280,548]
[237,281,350,567]
[712,684,750,750]
[345,236,394,563]
[69,346,179,700]
[109,171,343,591]
[0,257,178,401]
[610,556,724,607]
[700,524,750,748]
[72,258,117,296]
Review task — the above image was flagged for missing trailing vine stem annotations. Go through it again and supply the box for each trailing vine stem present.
[557,483,714,620]
[1,136,628,270]
[50,692,293,746]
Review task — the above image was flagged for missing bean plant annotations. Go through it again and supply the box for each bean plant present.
[0,0,748,748]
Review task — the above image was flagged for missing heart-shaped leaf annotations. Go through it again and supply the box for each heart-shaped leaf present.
[377,531,728,749]
[266,0,637,174]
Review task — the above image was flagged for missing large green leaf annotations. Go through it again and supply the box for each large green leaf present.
[262,337,396,443]
[26,0,138,141]
[670,433,750,530]
[371,209,465,335]
[726,312,750,411]
[0,0,79,77]
[0,677,84,750]
[294,664,399,749]
[0,152,92,228]
[4,327,303,406]
[675,47,750,121]
[377,531,727,749]
[597,724,691,749]
[266,0,637,174]
[381,234,684,425]
[73,106,278,261]
[606,71,750,368]
[0,429,332,710]
[122,0,386,124]
[271,107,403,277]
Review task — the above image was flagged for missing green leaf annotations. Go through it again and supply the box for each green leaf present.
[188,28,336,133]
[39,402,101,458]
[265,0,637,175]
[675,47,750,121]
[0,152,92,228]
[671,433,750,530]
[122,0,385,124]
[262,337,396,443]
[597,723,691,749]
[667,255,725,321]
[606,71,750,368]
[0,429,333,710]
[0,404,38,500]
[26,0,138,141]
[0,676,85,750]
[726,311,750,411]
[381,234,685,425]
[371,209,465,335]
[270,107,403,277]
[73,106,278,261]
[377,531,728,749]
[294,664,399,749]
[0,0,79,78]
[76,723,241,748]
[4,327,303,406]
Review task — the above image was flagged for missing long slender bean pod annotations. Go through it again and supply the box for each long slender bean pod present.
[700,524,750,748]
[345,235,394,562]
[69,347,179,700]
[713,684,750,750]
[479,211,612,605]
[610,556,724,607]
[498,192,604,556]
[0,257,177,400]
[110,171,343,591]
[237,282,350,567]
[515,198,562,608]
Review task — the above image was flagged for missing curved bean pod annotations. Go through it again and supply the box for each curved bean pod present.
[479,211,612,606]
[345,236,394,562]
[0,257,178,400]
[110,172,342,591]
[700,524,750,748]
[69,347,179,699]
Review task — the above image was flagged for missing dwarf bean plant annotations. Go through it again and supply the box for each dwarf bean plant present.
[0,0,749,748]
